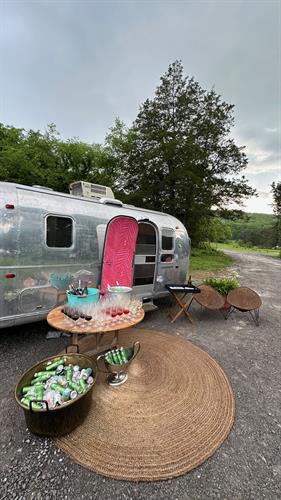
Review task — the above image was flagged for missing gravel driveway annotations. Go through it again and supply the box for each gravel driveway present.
[1,251,281,500]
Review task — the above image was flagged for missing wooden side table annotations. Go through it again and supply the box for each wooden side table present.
[165,284,201,324]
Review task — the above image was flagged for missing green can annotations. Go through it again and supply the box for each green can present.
[45,359,65,371]
[79,379,87,392]
[35,384,44,401]
[115,350,123,364]
[120,347,128,363]
[66,366,73,382]
[34,371,56,378]
[68,381,83,394]
[31,373,53,384]
[50,383,70,399]
[105,352,114,364]
[111,351,119,364]
[22,394,35,401]
[22,386,35,395]
[21,398,42,410]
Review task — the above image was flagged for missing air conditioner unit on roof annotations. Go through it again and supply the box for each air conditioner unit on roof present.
[69,181,115,200]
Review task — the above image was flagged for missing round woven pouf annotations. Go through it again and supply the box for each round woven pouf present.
[55,329,235,481]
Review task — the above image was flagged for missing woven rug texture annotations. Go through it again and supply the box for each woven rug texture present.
[55,329,235,481]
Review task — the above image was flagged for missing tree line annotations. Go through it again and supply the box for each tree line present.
[2,60,279,246]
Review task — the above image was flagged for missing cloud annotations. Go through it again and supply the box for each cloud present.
[0,0,280,194]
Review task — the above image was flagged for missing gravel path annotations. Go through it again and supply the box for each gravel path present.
[1,251,281,500]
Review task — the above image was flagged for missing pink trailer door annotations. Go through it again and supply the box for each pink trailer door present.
[100,216,139,294]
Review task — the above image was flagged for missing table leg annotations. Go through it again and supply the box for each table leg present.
[72,332,79,346]
[169,293,194,324]
[96,333,101,350]
[113,330,119,347]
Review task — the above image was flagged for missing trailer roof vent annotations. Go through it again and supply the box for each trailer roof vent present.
[32,185,54,191]
[99,197,123,207]
[69,181,115,200]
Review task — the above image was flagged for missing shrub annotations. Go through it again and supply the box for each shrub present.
[203,276,240,296]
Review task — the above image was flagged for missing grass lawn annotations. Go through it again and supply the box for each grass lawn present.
[213,242,280,257]
[189,247,233,272]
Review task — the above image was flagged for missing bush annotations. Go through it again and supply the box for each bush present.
[203,276,240,296]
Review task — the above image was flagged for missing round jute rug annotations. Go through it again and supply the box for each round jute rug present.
[55,329,235,481]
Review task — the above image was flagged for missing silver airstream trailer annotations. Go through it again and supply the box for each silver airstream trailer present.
[0,181,190,328]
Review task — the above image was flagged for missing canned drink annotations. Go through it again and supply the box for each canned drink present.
[22,394,36,401]
[50,383,70,399]
[72,370,81,382]
[87,376,94,385]
[34,385,44,400]
[79,379,87,392]
[45,376,57,386]
[106,352,115,364]
[44,389,55,409]
[45,359,65,371]
[21,398,42,409]
[55,365,65,375]
[21,397,30,406]
[66,367,73,382]
[56,376,67,387]
[115,349,122,364]
[62,389,71,401]
[111,351,119,364]
[80,369,89,380]
[70,390,78,400]
[31,373,52,384]
[53,391,63,406]
[114,350,122,364]
[68,381,83,394]
[105,353,111,364]
[34,371,56,378]
[22,386,35,394]
[120,347,128,363]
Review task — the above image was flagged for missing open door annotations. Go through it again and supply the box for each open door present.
[133,221,158,296]
[100,216,139,294]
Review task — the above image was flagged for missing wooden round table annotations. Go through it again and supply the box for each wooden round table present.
[47,306,145,351]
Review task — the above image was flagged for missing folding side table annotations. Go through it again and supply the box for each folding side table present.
[165,284,201,324]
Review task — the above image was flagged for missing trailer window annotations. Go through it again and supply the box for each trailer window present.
[162,229,174,250]
[136,224,156,255]
[46,216,73,248]
[161,254,174,263]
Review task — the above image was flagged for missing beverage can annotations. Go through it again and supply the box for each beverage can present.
[70,390,78,400]
[45,359,65,371]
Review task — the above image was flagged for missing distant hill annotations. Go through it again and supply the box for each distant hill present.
[224,212,277,248]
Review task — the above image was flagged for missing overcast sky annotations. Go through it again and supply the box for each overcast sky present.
[0,0,280,213]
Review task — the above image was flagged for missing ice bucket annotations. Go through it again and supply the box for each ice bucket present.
[67,287,100,307]
[15,346,97,437]
[107,286,132,304]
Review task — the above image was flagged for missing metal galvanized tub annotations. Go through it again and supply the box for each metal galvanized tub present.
[15,346,97,437]
[107,286,132,303]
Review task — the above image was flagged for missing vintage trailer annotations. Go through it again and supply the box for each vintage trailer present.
[0,181,190,328]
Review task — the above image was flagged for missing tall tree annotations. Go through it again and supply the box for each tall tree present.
[271,181,281,248]
[107,61,255,243]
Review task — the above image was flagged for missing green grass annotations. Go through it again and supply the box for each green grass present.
[189,247,233,272]
[213,242,280,257]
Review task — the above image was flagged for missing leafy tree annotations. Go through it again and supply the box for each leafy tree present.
[107,61,255,243]
[0,123,117,193]
[204,218,232,243]
[271,181,281,249]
